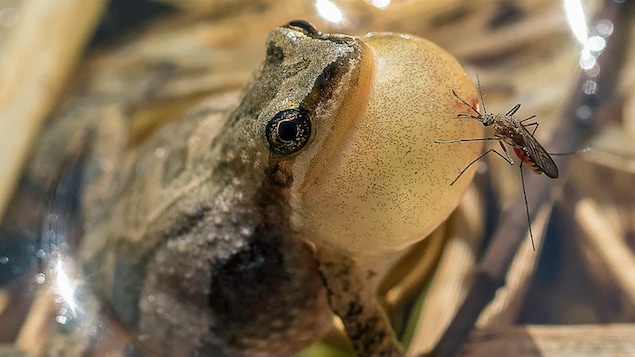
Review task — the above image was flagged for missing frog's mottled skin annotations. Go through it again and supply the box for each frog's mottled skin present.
[2,21,482,357]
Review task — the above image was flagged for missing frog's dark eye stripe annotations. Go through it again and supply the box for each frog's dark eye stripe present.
[286,20,320,36]
[266,109,311,155]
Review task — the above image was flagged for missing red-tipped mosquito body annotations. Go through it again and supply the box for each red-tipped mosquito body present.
[436,82,559,250]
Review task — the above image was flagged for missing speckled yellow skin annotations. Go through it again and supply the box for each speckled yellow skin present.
[293,33,483,258]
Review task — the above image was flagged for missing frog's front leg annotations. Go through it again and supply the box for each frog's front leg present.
[316,246,402,357]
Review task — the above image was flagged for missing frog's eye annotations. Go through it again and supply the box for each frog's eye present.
[286,20,320,36]
[266,108,312,155]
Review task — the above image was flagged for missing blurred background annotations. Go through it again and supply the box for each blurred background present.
[0,0,634,356]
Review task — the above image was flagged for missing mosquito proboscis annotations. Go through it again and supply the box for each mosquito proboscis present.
[436,78,559,250]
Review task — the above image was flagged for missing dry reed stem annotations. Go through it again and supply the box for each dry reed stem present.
[406,185,483,356]
[0,0,105,218]
[476,203,551,327]
[14,289,54,355]
[575,198,635,310]
[459,324,635,357]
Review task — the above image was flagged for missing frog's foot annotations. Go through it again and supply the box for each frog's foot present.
[316,246,403,357]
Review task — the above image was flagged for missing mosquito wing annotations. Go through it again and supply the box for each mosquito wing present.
[517,124,559,179]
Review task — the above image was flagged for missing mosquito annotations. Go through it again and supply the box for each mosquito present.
[436,81,558,250]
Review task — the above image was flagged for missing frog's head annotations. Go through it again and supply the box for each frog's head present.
[231,21,483,258]
[229,20,371,168]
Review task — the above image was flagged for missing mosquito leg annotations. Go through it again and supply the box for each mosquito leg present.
[435,136,504,144]
[448,145,512,185]
[450,149,495,185]
[550,148,589,156]
[518,162,536,251]
[496,141,514,164]
[522,120,539,135]
[446,139,514,185]
[506,103,521,117]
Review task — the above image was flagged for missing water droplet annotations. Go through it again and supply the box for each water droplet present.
[0,256,8,264]
[579,50,596,70]
[586,35,606,52]
[35,273,46,284]
[583,80,598,95]
[576,105,593,122]
[55,315,68,325]
[36,249,46,259]
[596,19,614,37]
[586,64,600,77]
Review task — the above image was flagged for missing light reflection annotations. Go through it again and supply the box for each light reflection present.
[576,105,593,121]
[35,273,46,284]
[586,64,600,77]
[316,0,344,24]
[54,258,79,316]
[579,49,596,70]
[563,0,588,44]
[596,19,614,37]
[582,80,598,95]
[285,30,300,43]
[563,0,612,79]
[370,0,391,9]
[586,35,606,52]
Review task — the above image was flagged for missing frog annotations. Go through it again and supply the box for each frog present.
[0,20,483,357]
